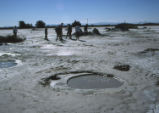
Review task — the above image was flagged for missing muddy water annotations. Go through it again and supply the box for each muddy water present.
[0,60,17,68]
[67,74,123,89]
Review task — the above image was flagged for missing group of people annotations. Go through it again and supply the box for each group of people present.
[45,23,88,41]
[12,23,89,42]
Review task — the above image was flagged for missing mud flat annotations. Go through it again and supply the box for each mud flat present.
[0,27,159,113]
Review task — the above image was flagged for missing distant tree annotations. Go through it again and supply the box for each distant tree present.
[19,21,26,28]
[25,24,33,28]
[35,20,46,28]
[115,23,138,31]
[19,21,33,28]
[72,20,81,27]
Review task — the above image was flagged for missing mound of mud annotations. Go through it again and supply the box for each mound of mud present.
[113,64,130,71]
[0,35,26,43]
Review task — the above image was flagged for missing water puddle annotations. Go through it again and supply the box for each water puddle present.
[40,71,124,90]
[67,74,123,89]
[0,60,17,68]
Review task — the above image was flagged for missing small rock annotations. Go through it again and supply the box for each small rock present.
[114,64,130,71]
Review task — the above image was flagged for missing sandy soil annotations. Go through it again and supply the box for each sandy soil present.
[0,26,159,113]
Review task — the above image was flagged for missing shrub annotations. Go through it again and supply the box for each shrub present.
[0,35,26,43]
[19,21,33,28]
[115,23,138,31]
[72,20,81,27]
[92,28,101,35]
[35,20,46,28]
[19,21,26,28]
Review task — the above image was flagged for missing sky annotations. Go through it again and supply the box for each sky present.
[0,0,159,26]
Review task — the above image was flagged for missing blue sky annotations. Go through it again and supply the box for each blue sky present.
[0,0,159,26]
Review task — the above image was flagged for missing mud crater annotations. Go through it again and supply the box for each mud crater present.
[40,71,124,89]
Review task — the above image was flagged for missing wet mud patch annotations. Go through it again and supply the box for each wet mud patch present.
[0,60,17,68]
[67,74,123,89]
[113,64,130,71]
[40,71,124,89]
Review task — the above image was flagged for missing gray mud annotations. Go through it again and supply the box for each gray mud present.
[0,26,159,113]
[67,74,123,89]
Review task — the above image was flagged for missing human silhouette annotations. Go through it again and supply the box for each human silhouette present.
[45,27,49,41]
[55,23,63,41]
[66,24,72,39]
[13,26,17,38]
[75,25,82,40]
[84,24,88,33]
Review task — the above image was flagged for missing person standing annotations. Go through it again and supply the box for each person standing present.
[84,24,88,33]
[55,23,63,41]
[66,24,72,39]
[75,25,81,40]
[13,26,17,38]
[45,27,49,41]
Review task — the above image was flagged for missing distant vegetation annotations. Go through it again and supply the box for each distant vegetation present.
[0,21,159,29]
[72,20,81,27]
[0,35,25,43]
[19,21,33,28]
[92,28,101,35]
[35,20,46,28]
[115,23,138,31]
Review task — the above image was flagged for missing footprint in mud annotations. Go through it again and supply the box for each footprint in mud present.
[113,64,130,71]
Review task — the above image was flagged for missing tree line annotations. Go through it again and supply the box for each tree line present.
[18,20,82,29]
